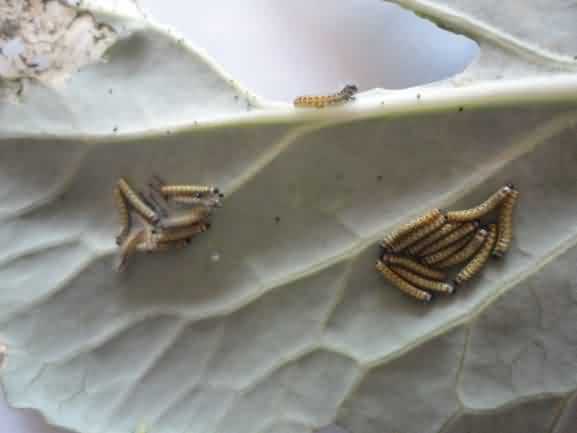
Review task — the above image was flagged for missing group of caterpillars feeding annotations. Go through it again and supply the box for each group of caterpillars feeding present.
[113,176,223,271]
[376,184,519,302]
[293,84,358,108]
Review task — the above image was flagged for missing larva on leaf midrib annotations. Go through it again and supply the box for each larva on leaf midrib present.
[293,84,358,108]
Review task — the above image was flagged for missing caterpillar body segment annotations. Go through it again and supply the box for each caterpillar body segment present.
[391,213,446,253]
[294,84,358,108]
[436,228,488,268]
[407,222,461,256]
[454,224,498,285]
[493,188,519,257]
[381,209,442,251]
[389,265,454,294]
[421,234,472,266]
[376,260,432,302]
[419,221,479,256]
[153,223,210,243]
[113,185,131,245]
[381,255,446,281]
[137,239,190,252]
[115,228,147,271]
[446,185,513,222]
[117,177,159,225]
[159,207,212,230]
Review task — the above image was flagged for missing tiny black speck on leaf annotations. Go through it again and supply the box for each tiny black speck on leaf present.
[113,126,118,133]
[274,216,281,224]
[458,107,464,112]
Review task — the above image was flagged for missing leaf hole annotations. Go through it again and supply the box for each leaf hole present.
[138,0,479,101]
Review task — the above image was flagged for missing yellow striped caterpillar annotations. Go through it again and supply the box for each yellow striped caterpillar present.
[436,228,487,268]
[293,84,358,108]
[117,177,160,225]
[376,260,432,302]
[381,209,442,251]
[446,185,513,222]
[419,221,478,256]
[454,224,497,285]
[389,266,454,294]
[421,234,472,266]
[391,213,446,253]
[113,185,131,245]
[381,254,446,280]
[407,222,461,256]
[493,188,519,257]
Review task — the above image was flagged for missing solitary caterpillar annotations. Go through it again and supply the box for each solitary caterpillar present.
[293,84,358,108]
[376,260,432,302]
[436,228,487,268]
[381,254,446,281]
[117,177,160,225]
[419,221,478,256]
[493,188,519,257]
[391,213,446,253]
[390,266,454,294]
[381,209,442,251]
[454,224,497,285]
[446,185,513,222]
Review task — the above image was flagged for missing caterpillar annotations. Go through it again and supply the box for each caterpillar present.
[137,239,190,252]
[376,260,432,302]
[158,207,212,230]
[381,209,442,251]
[391,213,446,253]
[421,234,472,266]
[381,254,446,281]
[115,227,147,271]
[436,228,488,268]
[454,224,497,285]
[162,185,220,196]
[389,265,454,294]
[493,188,519,257]
[153,223,210,243]
[117,177,160,225]
[150,175,222,199]
[419,221,479,256]
[446,184,513,222]
[406,222,461,256]
[113,185,131,245]
[170,193,223,208]
[293,84,358,108]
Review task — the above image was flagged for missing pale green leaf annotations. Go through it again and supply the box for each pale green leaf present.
[1,1,577,433]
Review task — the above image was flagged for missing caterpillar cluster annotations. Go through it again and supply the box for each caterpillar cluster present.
[113,176,223,271]
[376,184,519,302]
